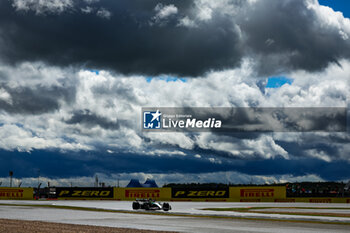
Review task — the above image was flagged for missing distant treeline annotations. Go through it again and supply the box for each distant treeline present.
[286,181,349,197]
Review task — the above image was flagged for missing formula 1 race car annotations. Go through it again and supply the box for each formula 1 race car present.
[132,199,171,211]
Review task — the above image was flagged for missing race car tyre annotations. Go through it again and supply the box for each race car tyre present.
[163,203,170,211]
[132,202,140,210]
[144,203,150,210]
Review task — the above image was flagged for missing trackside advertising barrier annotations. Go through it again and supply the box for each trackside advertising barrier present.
[0,187,33,200]
[115,188,171,201]
[229,186,286,202]
[1,186,348,202]
[275,198,350,203]
[171,187,229,201]
[56,187,114,199]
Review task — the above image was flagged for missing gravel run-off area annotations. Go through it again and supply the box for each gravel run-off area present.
[0,219,176,233]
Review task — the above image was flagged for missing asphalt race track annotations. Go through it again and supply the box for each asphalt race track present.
[1,200,350,232]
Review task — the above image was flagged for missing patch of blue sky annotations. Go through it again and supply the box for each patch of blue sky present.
[266,76,293,88]
[61,135,76,144]
[15,123,24,128]
[88,69,100,75]
[318,0,350,18]
[145,76,187,83]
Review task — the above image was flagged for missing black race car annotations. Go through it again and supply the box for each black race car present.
[132,199,171,211]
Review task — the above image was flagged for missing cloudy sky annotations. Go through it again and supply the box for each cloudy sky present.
[0,0,349,187]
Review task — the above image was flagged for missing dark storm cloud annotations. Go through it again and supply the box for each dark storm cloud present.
[0,83,75,114]
[1,0,347,76]
[65,109,132,130]
[92,81,139,103]
[0,0,242,77]
[241,0,350,74]
[1,149,350,181]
